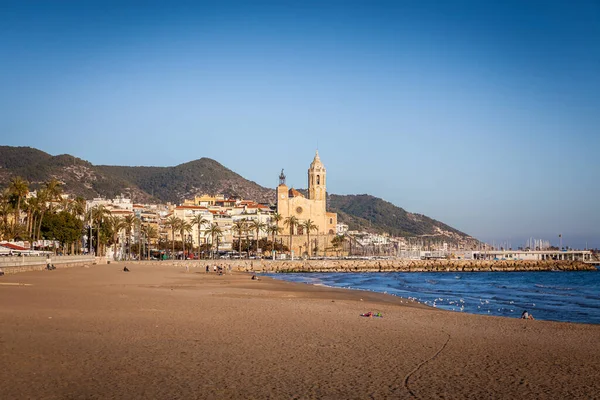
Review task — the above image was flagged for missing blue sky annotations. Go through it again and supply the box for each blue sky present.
[1,1,599,248]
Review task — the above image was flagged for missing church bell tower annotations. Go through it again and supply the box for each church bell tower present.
[308,150,326,201]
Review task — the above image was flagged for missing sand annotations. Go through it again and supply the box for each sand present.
[1,263,599,399]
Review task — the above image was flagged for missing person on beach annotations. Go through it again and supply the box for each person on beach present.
[0,267,4,276]
[123,266,130,272]
[213,265,217,273]
[206,265,209,273]
[521,310,534,320]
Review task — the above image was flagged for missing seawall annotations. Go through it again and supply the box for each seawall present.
[126,259,598,272]
[0,255,97,275]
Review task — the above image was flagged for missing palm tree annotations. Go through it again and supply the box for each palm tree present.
[69,196,86,254]
[165,215,182,259]
[179,220,193,259]
[248,219,266,256]
[34,189,48,243]
[191,214,209,254]
[301,219,318,258]
[9,176,29,230]
[143,224,157,259]
[91,205,110,256]
[123,214,138,260]
[45,178,63,212]
[268,224,283,258]
[205,223,222,259]
[107,215,125,261]
[284,215,299,257]
[232,219,247,257]
[0,190,13,241]
[271,212,282,226]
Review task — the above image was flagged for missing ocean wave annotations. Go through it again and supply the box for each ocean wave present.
[535,284,574,291]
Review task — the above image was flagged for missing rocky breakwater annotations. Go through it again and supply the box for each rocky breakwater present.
[131,259,596,273]
[257,259,595,273]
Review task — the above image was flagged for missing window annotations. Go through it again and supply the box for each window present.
[316,175,320,185]
[330,218,333,224]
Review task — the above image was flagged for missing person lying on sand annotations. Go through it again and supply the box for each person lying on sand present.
[251,274,259,280]
[123,266,130,272]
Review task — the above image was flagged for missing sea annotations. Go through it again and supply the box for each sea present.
[265,270,600,324]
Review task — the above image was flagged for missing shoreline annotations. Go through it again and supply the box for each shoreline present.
[2,263,599,398]
[262,271,600,326]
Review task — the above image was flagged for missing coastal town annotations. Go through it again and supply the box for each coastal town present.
[2,152,596,264]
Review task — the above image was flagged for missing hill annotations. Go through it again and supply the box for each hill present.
[96,158,273,204]
[328,194,476,243]
[0,146,477,243]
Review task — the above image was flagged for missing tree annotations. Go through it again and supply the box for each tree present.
[165,215,182,259]
[179,220,193,259]
[190,214,209,254]
[143,224,157,259]
[233,219,248,257]
[284,216,299,257]
[331,234,346,257]
[268,224,283,258]
[9,176,28,230]
[248,219,266,256]
[89,205,110,256]
[40,211,84,254]
[0,190,13,241]
[301,219,318,257]
[106,215,125,260]
[122,214,138,260]
[205,223,222,259]
[271,212,282,227]
[33,189,48,244]
[45,178,63,212]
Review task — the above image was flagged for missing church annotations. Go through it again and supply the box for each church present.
[277,151,337,255]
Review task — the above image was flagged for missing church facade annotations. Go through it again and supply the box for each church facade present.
[277,151,337,255]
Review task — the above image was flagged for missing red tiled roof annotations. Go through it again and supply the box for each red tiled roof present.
[289,188,304,198]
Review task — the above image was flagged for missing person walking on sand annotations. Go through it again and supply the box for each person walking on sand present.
[206,265,209,273]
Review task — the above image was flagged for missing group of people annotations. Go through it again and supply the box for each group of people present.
[46,256,56,270]
[205,265,231,275]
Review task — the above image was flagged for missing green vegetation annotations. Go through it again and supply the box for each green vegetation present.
[329,194,469,239]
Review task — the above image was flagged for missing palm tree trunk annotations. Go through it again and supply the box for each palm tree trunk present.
[97,220,101,256]
[37,210,45,242]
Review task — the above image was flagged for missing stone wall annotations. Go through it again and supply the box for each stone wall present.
[125,258,598,272]
[0,255,96,275]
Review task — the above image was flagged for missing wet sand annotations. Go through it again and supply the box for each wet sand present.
[1,263,599,399]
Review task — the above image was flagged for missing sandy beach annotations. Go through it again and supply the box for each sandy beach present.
[1,263,599,399]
